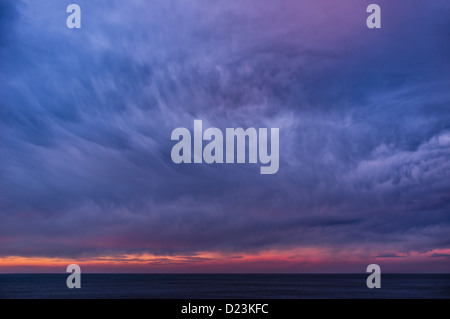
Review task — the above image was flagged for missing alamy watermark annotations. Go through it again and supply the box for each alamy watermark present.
[170,120,279,174]
[366,264,381,288]
[66,264,81,288]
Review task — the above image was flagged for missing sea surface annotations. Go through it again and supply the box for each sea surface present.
[0,274,449,299]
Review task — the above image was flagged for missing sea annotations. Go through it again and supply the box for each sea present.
[0,274,449,299]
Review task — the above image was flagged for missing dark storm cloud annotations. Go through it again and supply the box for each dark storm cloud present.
[0,0,449,260]
[0,0,21,47]
[376,253,405,258]
[430,253,450,259]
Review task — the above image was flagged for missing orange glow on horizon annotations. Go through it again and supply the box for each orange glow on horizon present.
[1,248,449,273]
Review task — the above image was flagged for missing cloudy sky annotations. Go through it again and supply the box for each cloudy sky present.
[1,0,449,273]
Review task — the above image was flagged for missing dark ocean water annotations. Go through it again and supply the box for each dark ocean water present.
[0,274,449,299]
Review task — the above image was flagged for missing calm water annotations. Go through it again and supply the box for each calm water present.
[0,274,449,299]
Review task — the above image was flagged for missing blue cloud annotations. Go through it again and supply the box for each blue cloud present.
[0,0,449,260]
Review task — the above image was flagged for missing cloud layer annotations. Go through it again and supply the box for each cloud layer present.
[1,0,449,271]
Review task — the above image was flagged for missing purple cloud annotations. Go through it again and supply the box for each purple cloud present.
[0,0,449,272]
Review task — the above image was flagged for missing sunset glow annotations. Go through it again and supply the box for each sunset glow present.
[2,248,449,273]
[1,0,449,275]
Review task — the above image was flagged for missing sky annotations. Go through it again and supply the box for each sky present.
[0,0,449,273]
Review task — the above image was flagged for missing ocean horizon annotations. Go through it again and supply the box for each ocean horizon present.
[1,274,449,299]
